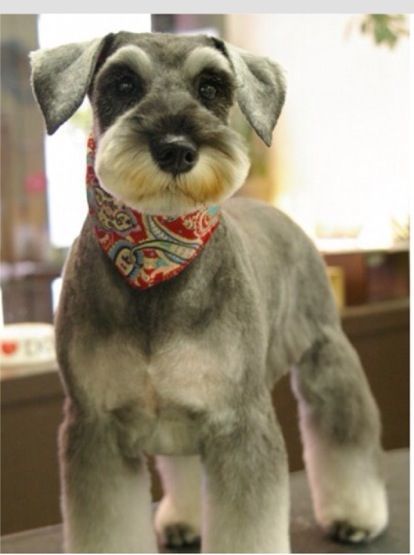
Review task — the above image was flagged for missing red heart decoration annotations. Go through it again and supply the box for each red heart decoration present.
[1,341,18,355]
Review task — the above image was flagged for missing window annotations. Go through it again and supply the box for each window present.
[38,14,152,248]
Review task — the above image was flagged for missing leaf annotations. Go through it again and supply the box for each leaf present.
[358,14,408,49]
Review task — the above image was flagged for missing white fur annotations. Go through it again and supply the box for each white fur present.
[63,457,157,553]
[154,453,290,553]
[202,469,290,553]
[95,109,250,217]
[68,329,245,456]
[69,330,245,414]
[184,46,233,78]
[155,456,202,543]
[297,405,388,541]
[97,44,153,82]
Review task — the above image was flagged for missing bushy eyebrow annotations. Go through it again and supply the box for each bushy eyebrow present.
[97,45,153,82]
[183,46,233,80]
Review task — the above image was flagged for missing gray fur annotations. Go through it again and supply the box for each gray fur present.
[30,32,387,553]
[224,44,286,146]
[30,36,111,134]
[30,32,285,144]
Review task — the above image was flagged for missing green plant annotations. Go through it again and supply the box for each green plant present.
[359,14,408,48]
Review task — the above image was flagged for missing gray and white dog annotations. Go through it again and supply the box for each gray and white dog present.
[30,32,388,553]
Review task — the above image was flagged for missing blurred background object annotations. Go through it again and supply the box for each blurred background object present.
[354,14,408,48]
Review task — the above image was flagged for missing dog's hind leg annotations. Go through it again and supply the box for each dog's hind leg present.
[154,455,202,547]
[201,400,290,553]
[291,326,388,543]
[59,400,157,553]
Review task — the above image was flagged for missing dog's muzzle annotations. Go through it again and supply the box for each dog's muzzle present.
[149,134,199,175]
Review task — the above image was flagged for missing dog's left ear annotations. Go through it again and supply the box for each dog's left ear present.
[215,39,286,147]
[30,34,114,135]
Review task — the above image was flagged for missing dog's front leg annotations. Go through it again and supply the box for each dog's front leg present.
[59,400,157,553]
[201,402,290,553]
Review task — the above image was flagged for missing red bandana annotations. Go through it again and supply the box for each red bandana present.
[86,136,220,289]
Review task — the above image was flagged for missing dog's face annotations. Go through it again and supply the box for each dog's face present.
[31,32,286,215]
[91,33,249,215]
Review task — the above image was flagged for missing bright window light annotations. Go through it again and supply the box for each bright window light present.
[38,14,152,248]
[227,14,409,251]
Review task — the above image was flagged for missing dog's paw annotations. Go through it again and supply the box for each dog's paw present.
[155,496,201,549]
[328,521,374,544]
[304,443,389,544]
[315,481,388,544]
[162,523,200,549]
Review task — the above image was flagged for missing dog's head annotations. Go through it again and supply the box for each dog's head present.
[30,32,286,215]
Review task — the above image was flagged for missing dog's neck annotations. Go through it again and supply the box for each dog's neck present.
[86,136,220,289]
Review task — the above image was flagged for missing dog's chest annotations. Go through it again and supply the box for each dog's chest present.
[70,330,242,453]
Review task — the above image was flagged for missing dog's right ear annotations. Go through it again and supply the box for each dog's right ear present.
[30,35,114,135]
[211,38,286,147]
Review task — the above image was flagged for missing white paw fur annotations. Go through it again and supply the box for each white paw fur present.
[303,431,388,542]
[154,495,201,546]
[155,456,202,547]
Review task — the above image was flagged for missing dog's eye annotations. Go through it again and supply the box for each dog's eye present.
[199,82,217,101]
[116,76,136,94]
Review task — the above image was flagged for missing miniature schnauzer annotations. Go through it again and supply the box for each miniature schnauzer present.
[30,32,388,553]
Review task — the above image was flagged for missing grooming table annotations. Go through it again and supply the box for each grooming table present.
[1,449,408,553]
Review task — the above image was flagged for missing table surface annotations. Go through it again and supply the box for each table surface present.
[1,449,409,554]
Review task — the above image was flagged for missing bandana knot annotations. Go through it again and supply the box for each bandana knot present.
[86,136,220,289]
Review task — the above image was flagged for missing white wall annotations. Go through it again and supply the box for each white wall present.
[227,14,409,249]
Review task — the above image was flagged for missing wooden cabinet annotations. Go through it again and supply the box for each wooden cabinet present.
[324,249,409,306]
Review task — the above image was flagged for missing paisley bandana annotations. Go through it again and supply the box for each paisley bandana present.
[86,136,220,289]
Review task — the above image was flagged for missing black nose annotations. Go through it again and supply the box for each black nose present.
[149,135,199,174]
